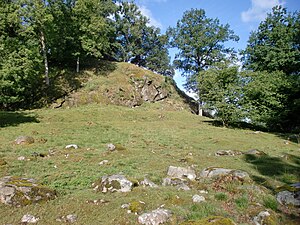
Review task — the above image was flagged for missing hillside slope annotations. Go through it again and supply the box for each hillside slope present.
[52,62,197,113]
[0,103,299,224]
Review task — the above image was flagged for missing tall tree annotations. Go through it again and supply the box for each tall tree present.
[167,9,239,115]
[113,1,173,76]
[242,6,300,131]
[198,63,243,126]
[0,0,44,108]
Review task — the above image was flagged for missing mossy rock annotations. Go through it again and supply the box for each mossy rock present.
[180,216,236,225]
[129,200,146,213]
[0,176,57,207]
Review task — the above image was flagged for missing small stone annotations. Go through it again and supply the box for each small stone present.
[167,166,196,180]
[93,174,133,193]
[138,208,172,225]
[253,211,271,225]
[99,160,109,165]
[15,136,34,145]
[107,143,116,151]
[18,156,26,161]
[215,150,243,156]
[121,203,130,209]
[192,195,206,203]
[65,144,78,149]
[140,178,158,188]
[244,149,266,156]
[199,190,208,194]
[277,190,300,206]
[21,214,39,224]
[66,214,77,223]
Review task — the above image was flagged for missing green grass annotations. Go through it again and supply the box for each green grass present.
[0,103,299,224]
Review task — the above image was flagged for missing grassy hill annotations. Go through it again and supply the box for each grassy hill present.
[0,64,299,224]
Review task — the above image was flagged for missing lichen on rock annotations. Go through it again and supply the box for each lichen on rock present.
[0,176,57,207]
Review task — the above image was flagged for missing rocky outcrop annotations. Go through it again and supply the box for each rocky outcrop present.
[0,176,57,207]
[200,167,250,180]
[276,183,300,206]
[92,174,133,193]
[138,208,172,225]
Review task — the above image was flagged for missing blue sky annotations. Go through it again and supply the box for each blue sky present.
[133,0,300,93]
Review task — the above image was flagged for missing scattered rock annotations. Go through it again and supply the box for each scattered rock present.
[99,160,109,165]
[92,174,133,193]
[192,195,206,203]
[21,214,39,224]
[17,156,26,161]
[167,166,196,180]
[56,214,77,223]
[65,144,78,149]
[15,136,34,145]
[0,176,57,207]
[200,167,250,180]
[162,178,190,191]
[253,211,272,225]
[107,143,116,151]
[86,199,109,205]
[140,178,158,188]
[276,184,300,206]
[138,208,172,225]
[215,150,243,156]
[244,149,266,156]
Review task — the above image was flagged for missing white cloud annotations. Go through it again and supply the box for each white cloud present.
[138,5,163,28]
[241,0,285,22]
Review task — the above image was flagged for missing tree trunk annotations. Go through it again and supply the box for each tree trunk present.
[76,57,80,73]
[198,101,203,116]
[40,31,49,85]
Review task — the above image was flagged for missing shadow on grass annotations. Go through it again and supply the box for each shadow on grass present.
[243,154,300,191]
[0,111,39,128]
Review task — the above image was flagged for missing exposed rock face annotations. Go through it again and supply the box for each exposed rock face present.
[0,176,56,207]
[14,136,34,145]
[200,167,250,180]
[215,150,243,156]
[92,175,133,193]
[138,77,168,102]
[276,183,300,206]
[167,166,196,181]
[162,178,190,191]
[138,208,172,225]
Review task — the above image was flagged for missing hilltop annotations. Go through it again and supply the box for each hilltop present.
[51,61,197,114]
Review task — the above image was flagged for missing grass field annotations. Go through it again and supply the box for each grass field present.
[0,102,299,224]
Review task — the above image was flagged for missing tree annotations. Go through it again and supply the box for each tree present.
[241,70,291,130]
[198,64,243,126]
[114,1,173,76]
[167,8,239,115]
[0,0,44,108]
[242,6,300,131]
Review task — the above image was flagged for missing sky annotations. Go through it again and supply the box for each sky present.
[133,0,300,95]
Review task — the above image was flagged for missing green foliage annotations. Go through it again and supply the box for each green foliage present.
[214,192,228,201]
[241,70,291,130]
[198,64,243,126]
[242,6,300,131]
[186,203,217,220]
[235,195,249,210]
[114,1,173,76]
[168,8,239,92]
[263,194,278,211]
